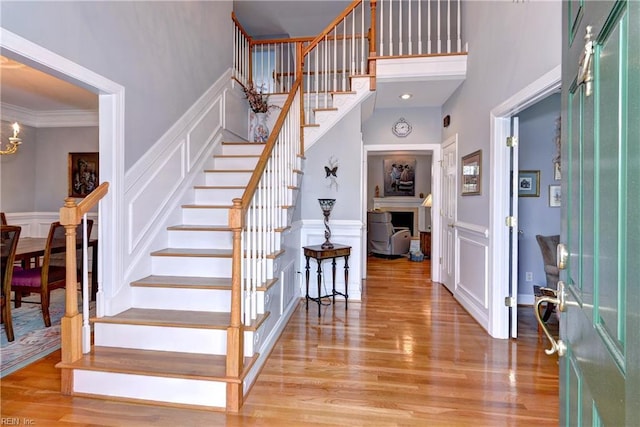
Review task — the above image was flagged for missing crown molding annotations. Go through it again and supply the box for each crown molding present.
[1,102,98,127]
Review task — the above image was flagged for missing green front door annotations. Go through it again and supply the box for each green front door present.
[560,0,639,425]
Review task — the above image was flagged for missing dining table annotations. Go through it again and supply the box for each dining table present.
[15,237,99,300]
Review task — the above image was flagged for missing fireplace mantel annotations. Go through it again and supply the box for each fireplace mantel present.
[372,197,426,237]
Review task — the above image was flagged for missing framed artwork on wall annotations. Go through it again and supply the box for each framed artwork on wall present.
[549,185,561,207]
[518,170,540,197]
[461,150,481,196]
[68,152,99,198]
[383,157,416,197]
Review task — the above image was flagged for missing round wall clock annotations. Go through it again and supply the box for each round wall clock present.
[392,117,412,137]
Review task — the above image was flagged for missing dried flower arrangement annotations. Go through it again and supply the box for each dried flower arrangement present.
[241,82,278,114]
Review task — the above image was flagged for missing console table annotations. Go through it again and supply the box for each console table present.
[303,244,350,317]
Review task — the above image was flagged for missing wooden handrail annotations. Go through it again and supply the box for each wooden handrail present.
[231,11,252,42]
[303,0,362,57]
[251,36,314,45]
[234,76,302,217]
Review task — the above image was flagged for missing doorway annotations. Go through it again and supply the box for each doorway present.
[1,27,125,316]
[361,143,442,283]
[489,65,561,339]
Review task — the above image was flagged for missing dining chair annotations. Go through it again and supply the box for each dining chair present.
[1,225,21,342]
[11,220,91,327]
[0,212,7,226]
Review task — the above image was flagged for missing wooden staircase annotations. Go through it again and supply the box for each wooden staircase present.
[57,141,288,410]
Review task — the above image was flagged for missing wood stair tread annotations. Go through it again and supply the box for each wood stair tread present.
[94,308,232,328]
[93,308,270,330]
[181,204,232,209]
[167,224,230,231]
[131,275,231,289]
[222,141,266,146]
[193,185,245,189]
[203,169,254,173]
[151,248,232,257]
[57,346,258,381]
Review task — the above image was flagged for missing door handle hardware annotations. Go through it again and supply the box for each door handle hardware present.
[557,243,568,270]
[448,224,455,228]
[534,281,566,356]
[577,26,594,97]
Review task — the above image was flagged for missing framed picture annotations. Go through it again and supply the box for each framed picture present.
[549,185,561,207]
[461,150,481,195]
[518,170,540,197]
[383,157,416,197]
[68,152,99,198]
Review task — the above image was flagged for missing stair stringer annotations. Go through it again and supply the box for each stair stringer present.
[303,76,374,151]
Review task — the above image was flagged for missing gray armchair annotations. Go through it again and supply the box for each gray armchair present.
[534,234,560,322]
[367,211,411,256]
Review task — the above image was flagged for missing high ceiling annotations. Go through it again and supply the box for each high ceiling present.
[1,1,453,121]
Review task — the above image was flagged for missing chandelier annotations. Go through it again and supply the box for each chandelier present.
[0,122,22,155]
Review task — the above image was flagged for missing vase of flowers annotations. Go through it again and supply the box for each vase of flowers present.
[242,82,278,143]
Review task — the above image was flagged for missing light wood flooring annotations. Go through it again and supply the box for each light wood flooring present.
[0,256,559,426]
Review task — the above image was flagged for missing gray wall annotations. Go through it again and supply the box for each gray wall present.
[443,1,562,227]
[366,153,432,207]
[0,121,37,212]
[517,93,561,296]
[0,121,99,212]
[0,1,232,170]
[300,107,363,221]
[363,107,442,146]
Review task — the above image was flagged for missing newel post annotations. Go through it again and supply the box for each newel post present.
[226,198,245,412]
[58,197,82,394]
[368,0,378,91]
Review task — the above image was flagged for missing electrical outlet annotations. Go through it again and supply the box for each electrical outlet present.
[525,272,533,282]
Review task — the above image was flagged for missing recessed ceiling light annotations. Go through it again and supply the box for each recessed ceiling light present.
[400,93,412,100]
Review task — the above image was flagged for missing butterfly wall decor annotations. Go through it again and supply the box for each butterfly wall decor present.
[325,156,339,191]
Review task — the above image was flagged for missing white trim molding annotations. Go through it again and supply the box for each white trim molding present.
[1,102,98,127]
[488,65,561,339]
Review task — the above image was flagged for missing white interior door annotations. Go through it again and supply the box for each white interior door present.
[440,137,457,293]
[509,117,519,338]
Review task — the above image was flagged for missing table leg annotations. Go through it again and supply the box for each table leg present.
[316,259,322,317]
[331,257,337,304]
[344,255,349,310]
[91,242,98,301]
[305,256,310,311]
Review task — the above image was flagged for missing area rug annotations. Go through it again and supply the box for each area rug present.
[1,289,94,377]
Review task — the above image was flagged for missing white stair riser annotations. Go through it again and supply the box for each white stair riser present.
[168,230,233,249]
[182,208,229,225]
[195,187,244,204]
[132,287,231,311]
[152,256,232,278]
[73,370,226,408]
[213,156,259,169]
[94,323,227,354]
[222,144,265,156]
[205,171,252,186]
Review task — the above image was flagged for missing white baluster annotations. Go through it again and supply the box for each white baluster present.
[399,0,403,55]
[447,0,451,53]
[82,213,90,353]
[437,0,441,53]
[457,0,462,52]
[379,0,384,56]
[360,3,365,73]
[332,26,338,91]
[389,0,393,56]
[428,0,432,54]
[342,18,347,91]
[418,0,422,54]
[408,0,412,54]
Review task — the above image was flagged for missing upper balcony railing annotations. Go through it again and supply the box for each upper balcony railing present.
[233,0,464,100]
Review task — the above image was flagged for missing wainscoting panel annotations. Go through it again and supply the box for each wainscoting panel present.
[188,97,222,170]
[455,224,490,329]
[127,142,185,253]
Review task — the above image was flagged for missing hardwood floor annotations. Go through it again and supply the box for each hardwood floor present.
[0,256,559,426]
